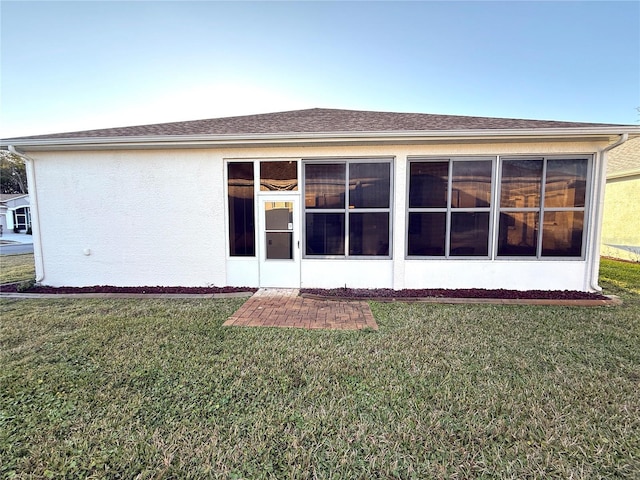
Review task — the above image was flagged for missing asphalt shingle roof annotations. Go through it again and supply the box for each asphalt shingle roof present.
[608,136,640,175]
[6,108,627,141]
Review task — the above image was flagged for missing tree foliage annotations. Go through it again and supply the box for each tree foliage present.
[0,151,28,194]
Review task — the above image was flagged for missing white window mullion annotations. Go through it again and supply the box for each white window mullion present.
[445,160,453,258]
[537,158,548,258]
[344,162,350,257]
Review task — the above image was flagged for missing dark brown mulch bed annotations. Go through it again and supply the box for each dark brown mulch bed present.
[0,283,607,300]
[300,288,607,300]
[0,284,257,295]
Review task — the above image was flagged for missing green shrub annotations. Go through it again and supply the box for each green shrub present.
[16,278,35,292]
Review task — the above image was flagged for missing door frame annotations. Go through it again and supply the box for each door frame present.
[258,194,301,288]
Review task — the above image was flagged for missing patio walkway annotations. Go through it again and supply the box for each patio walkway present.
[223,288,378,330]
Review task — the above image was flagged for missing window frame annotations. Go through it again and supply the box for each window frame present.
[226,161,257,257]
[12,206,31,231]
[406,156,496,259]
[496,155,592,260]
[226,159,303,258]
[302,158,394,259]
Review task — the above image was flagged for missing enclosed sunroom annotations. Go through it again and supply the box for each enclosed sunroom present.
[225,152,595,291]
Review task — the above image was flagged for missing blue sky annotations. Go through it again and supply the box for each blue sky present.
[1,1,639,138]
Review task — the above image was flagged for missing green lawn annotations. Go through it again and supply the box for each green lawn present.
[1,258,639,478]
[0,253,35,284]
[600,257,640,294]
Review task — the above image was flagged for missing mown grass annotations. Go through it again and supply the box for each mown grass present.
[600,257,640,294]
[0,253,35,284]
[0,259,639,478]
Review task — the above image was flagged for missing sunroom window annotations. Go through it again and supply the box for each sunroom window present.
[497,157,588,258]
[260,161,298,191]
[304,160,392,257]
[407,158,493,257]
[227,162,255,256]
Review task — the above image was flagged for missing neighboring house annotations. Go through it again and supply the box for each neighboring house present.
[2,108,639,291]
[0,193,30,235]
[601,136,640,262]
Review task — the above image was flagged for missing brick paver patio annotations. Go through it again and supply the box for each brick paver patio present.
[223,288,378,330]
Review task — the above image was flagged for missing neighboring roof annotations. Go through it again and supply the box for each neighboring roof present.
[3,108,638,150]
[607,136,640,178]
[0,193,28,202]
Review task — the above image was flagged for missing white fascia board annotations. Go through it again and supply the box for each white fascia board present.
[4,126,640,151]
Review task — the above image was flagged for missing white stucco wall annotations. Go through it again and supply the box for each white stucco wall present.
[403,260,588,291]
[29,138,608,290]
[31,150,226,287]
[300,260,393,289]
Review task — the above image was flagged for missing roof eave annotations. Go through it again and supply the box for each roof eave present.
[4,126,639,150]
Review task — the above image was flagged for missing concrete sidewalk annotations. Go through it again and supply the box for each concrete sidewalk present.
[0,232,33,244]
[0,232,34,255]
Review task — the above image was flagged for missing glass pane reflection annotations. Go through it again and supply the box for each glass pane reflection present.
[305,213,345,255]
[349,163,390,208]
[227,162,255,256]
[451,161,492,208]
[500,160,543,208]
[266,232,293,259]
[544,159,587,208]
[498,212,539,256]
[542,211,583,256]
[260,161,298,191]
[407,212,446,256]
[409,162,448,208]
[349,212,389,256]
[265,202,292,231]
[305,164,346,209]
[450,212,489,256]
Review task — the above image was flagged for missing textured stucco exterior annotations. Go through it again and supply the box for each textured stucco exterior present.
[601,137,640,261]
[25,137,611,291]
[602,174,640,261]
[30,150,226,287]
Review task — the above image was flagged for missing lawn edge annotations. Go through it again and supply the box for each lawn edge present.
[0,291,622,306]
[301,293,623,307]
